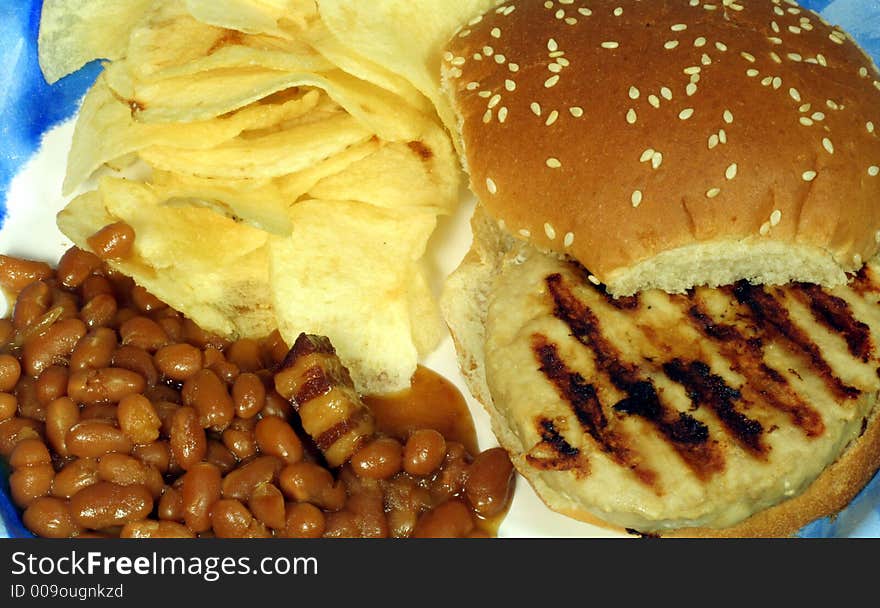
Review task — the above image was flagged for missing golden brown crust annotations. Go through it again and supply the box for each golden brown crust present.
[443,0,880,291]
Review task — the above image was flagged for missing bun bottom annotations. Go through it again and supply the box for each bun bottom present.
[441,207,880,538]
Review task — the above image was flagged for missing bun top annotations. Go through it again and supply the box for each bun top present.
[442,0,880,296]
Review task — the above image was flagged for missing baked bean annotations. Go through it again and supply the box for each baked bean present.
[119,316,169,352]
[411,499,475,538]
[69,481,153,529]
[350,437,403,480]
[322,511,360,538]
[0,255,53,295]
[464,447,515,518]
[80,274,114,302]
[10,463,55,507]
[431,441,470,501]
[12,281,51,330]
[0,417,43,457]
[79,403,118,422]
[254,416,303,464]
[157,316,184,343]
[112,345,159,386]
[121,520,194,539]
[0,319,12,349]
[221,455,283,501]
[35,365,68,404]
[182,319,229,350]
[205,439,237,475]
[132,441,171,474]
[0,354,21,391]
[15,376,44,421]
[50,289,79,322]
[56,247,102,289]
[261,390,292,419]
[182,369,234,431]
[211,498,269,538]
[22,317,87,377]
[169,406,206,471]
[22,496,82,538]
[248,482,286,530]
[222,427,258,461]
[231,372,265,419]
[51,457,99,499]
[346,488,389,538]
[79,294,117,328]
[283,502,325,538]
[158,486,184,522]
[67,367,146,404]
[278,462,346,511]
[261,330,289,366]
[117,394,160,445]
[70,327,116,372]
[226,339,262,372]
[130,285,165,314]
[98,453,163,497]
[153,400,180,437]
[45,397,79,457]
[9,437,51,468]
[0,392,16,421]
[87,221,135,260]
[180,462,221,533]
[154,343,202,382]
[403,429,447,476]
[66,420,132,457]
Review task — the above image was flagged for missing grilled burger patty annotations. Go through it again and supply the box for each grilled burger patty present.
[482,247,880,533]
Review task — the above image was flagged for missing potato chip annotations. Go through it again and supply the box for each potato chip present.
[139,111,373,178]
[184,0,318,36]
[315,0,502,138]
[64,76,322,193]
[57,178,274,339]
[268,200,438,394]
[37,0,153,84]
[308,123,462,214]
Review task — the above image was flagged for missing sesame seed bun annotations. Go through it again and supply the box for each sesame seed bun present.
[442,0,880,296]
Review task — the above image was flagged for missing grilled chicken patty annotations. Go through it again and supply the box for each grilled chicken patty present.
[484,248,880,532]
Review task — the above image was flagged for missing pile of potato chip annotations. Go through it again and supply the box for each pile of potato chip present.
[38,0,499,394]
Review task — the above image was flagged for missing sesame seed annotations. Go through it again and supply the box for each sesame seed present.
[579,7,592,16]
[627,108,638,124]
[760,222,771,236]
[716,42,728,51]
[588,275,601,286]
[789,88,802,102]
[640,148,655,163]
[719,129,728,144]
[488,94,501,108]
[491,27,501,38]
[652,152,663,170]
[661,87,673,100]
[601,41,620,49]
[518,229,531,238]
[564,232,575,247]
[544,223,557,239]
[508,63,520,73]
[741,52,756,63]
[869,122,876,134]
[664,40,680,50]
[772,76,782,89]
[614,6,623,16]
[725,163,738,180]
[870,166,880,177]
[547,38,558,52]
[486,177,498,194]
[799,117,814,127]
[679,108,695,120]
[494,54,507,64]
[708,134,720,149]
[802,170,817,182]
[648,95,661,108]
[723,110,734,124]
[548,63,563,73]
[706,188,721,199]
[545,75,560,88]
[671,23,688,32]
[498,107,509,123]
[746,68,760,77]
[546,158,562,169]
[546,110,560,126]
[686,83,698,96]
[770,210,782,226]
[631,190,643,207]
[569,106,584,118]
[694,37,707,47]
[629,86,640,100]
[531,102,542,116]
[505,79,516,92]
[482,109,493,123]
[822,138,834,154]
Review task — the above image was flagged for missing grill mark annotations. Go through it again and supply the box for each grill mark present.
[293,365,333,405]
[731,281,861,401]
[546,274,725,480]
[532,334,659,488]
[663,359,766,455]
[687,304,825,437]
[566,261,641,310]
[850,265,880,296]
[313,408,371,452]
[525,417,590,477]
[791,283,873,362]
